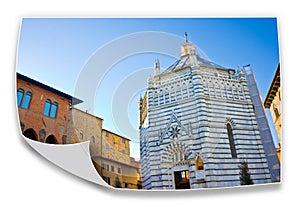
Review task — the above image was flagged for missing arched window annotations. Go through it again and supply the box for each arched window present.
[43,99,51,116]
[91,136,95,143]
[17,88,24,106]
[171,86,176,102]
[43,99,58,118]
[227,123,237,158]
[159,90,164,105]
[17,89,32,109]
[165,89,170,104]
[21,91,32,109]
[49,102,58,118]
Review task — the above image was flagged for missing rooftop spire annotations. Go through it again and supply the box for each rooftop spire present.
[184,32,188,43]
[180,32,197,57]
[154,58,160,76]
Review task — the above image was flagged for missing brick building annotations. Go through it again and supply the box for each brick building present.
[17,73,141,189]
[16,73,82,144]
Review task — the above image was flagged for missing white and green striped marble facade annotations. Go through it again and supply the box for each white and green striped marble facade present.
[139,40,276,190]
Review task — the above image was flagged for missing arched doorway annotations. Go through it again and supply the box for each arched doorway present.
[172,149,191,189]
[23,128,38,141]
[45,135,58,144]
[162,142,191,189]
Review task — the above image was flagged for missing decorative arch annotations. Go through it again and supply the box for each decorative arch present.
[161,142,192,163]
[23,128,38,141]
[45,135,58,144]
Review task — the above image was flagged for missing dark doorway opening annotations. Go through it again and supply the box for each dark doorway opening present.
[45,135,58,144]
[23,128,37,141]
[174,170,190,189]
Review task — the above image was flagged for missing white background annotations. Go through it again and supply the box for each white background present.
[0,1,298,206]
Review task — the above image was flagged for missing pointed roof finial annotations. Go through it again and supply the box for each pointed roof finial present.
[154,58,160,68]
[184,32,188,43]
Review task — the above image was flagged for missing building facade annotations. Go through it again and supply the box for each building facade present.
[17,73,82,144]
[264,64,281,161]
[93,129,142,189]
[139,36,279,190]
[69,108,103,156]
[17,73,141,189]
[69,108,142,189]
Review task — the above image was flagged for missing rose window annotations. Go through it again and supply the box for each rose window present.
[169,125,180,139]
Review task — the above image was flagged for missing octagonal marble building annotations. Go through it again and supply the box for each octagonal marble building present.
[139,35,280,190]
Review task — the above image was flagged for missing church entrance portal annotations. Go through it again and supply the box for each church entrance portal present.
[174,170,190,189]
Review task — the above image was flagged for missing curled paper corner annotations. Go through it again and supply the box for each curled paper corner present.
[22,135,112,188]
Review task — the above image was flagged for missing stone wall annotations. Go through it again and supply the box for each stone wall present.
[69,108,103,156]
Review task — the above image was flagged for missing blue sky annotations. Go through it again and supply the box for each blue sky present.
[17,18,280,159]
